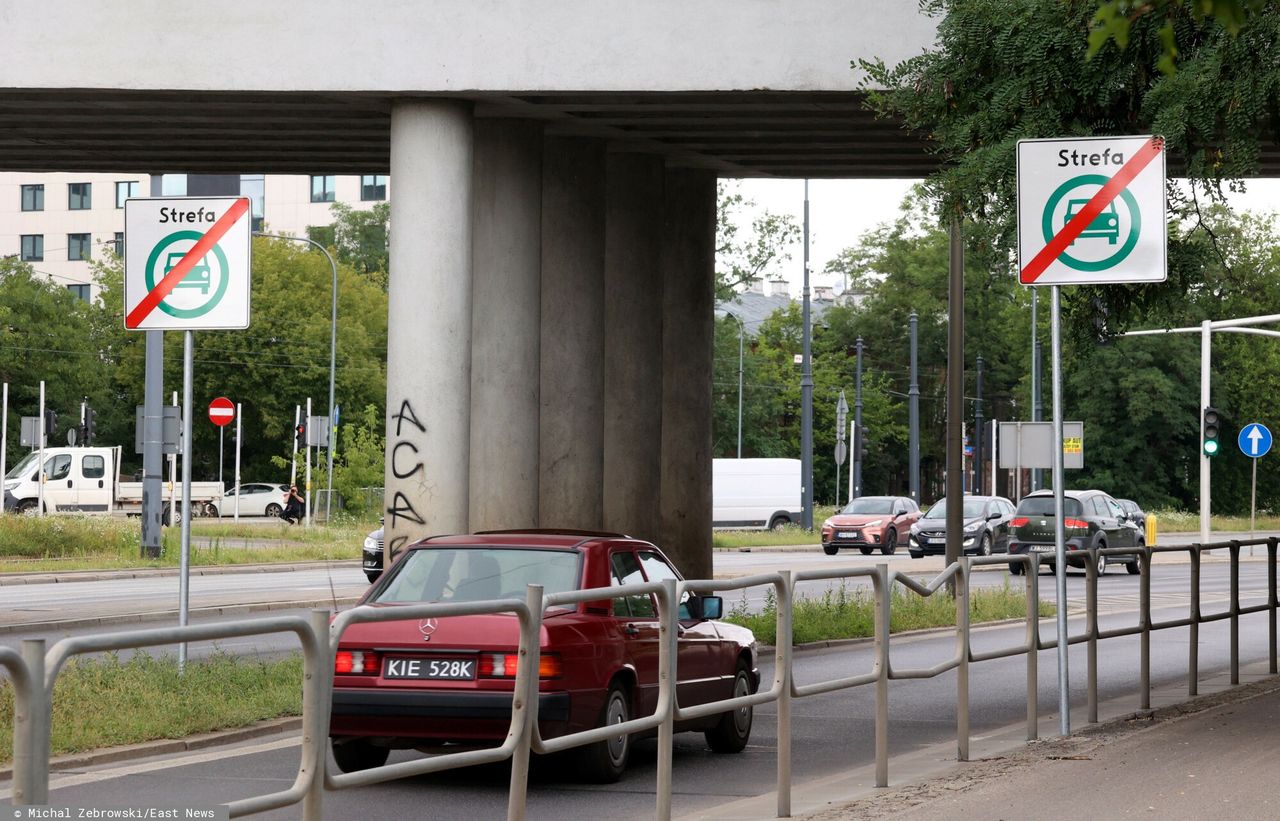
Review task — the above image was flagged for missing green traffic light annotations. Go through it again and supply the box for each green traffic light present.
[1204,439,1220,456]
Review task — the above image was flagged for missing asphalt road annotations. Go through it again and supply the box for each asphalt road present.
[6,602,1274,820]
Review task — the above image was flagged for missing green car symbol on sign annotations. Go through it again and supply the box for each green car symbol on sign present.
[164,251,212,295]
[1064,199,1119,245]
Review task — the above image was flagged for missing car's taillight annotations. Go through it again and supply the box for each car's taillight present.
[334,650,381,675]
[478,652,562,679]
[1065,518,1089,530]
[1010,517,1029,527]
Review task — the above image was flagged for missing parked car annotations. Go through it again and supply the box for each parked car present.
[219,482,288,517]
[908,495,1017,558]
[820,496,922,555]
[329,531,759,783]
[1006,490,1143,576]
[362,524,384,583]
[1116,499,1147,532]
[713,458,801,530]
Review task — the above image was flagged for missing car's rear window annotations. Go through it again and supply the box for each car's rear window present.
[1015,496,1083,517]
[374,547,581,604]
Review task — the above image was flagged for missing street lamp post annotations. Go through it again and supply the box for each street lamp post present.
[254,232,338,521]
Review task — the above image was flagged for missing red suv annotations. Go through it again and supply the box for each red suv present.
[329,531,759,782]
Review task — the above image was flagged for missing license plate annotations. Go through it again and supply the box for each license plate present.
[837,531,857,539]
[1031,545,1054,552]
[384,657,476,680]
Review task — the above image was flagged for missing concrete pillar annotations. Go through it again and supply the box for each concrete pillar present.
[603,152,665,541]
[539,136,607,528]
[469,119,542,531]
[384,100,473,562]
[660,168,716,580]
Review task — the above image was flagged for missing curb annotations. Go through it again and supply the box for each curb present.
[0,717,302,783]
[0,560,360,587]
[0,596,364,635]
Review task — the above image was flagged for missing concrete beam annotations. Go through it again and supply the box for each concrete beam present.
[603,152,665,542]
[469,119,543,531]
[384,100,474,561]
[659,168,716,579]
[538,136,606,529]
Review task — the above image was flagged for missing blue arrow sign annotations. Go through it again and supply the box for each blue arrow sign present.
[1238,422,1272,458]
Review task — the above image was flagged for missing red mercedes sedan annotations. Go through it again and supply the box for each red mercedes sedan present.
[329,531,759,782]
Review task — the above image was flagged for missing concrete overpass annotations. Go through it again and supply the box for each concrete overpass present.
[1,0,940,575]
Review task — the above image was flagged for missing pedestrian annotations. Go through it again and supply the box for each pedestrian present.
[283,484,305,524]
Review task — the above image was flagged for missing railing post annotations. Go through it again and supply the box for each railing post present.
[509,585,544,821]
[874,564,890,788]
[1189,547,1201,696]
[655,578,677,821]
[956,558,970,761]
[1140,548,1151,710]
[1026,554,1039,741]
[302,610,332,821]
[777,570,793,819]
[1269,537,1278,676]
[21,639,48,805]
[1086,547,1098,724]
[1230,541,1240,685]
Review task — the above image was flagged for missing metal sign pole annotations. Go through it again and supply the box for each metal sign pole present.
[169,391,177,528]
[1199,320,1211,543]
[218,426,224,489]
[305,396,312,527]
[178,331,194,673]
[1051,286,1070,736]
[1,382,8,496]
[1251,458,1257,555]
[234,403,242,521]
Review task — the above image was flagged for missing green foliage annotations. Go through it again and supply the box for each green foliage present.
[0,651,303,764]
[1090,1,1267,74]
[327,201,390,288]
[716,180,801,300]
[330,404,385,515]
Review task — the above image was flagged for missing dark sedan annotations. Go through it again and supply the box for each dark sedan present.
[908,495,1018,558]
[362,525,384,583]
[1007,490,1143,576]
[1116,499,1147,532]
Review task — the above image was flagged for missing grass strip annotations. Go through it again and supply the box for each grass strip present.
[0,651,304,766]
[724,581,1054,645]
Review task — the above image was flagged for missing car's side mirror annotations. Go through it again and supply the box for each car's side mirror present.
[988,512,1002,520]
[685,595,723,620]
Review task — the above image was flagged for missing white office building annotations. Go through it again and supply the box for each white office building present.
[0,172,389,300]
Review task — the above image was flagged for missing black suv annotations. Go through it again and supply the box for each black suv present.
[1007,490,1143,576]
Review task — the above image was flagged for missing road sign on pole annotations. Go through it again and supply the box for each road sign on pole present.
[124,197,252,331]
[208,396,235,427]
[1238,422,1272,458]
[1017,136,1166,286]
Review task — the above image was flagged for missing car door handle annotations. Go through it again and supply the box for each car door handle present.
[622,623,641,636]
[66,480,73,488]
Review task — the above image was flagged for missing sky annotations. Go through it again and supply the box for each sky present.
[732,177,1280,298]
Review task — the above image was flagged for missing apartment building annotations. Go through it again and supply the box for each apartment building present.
[0,172,389,301]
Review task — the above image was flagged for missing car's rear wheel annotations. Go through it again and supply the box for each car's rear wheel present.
[768,515,790,531]
[203,503,219,518]
[705,661,754,754]
[1009,561,1024,576]
[1127,541,1143,575]
[265,502,283,518]
[822,544,838,555]
[580,682,631,783]
[881,529,897,555]
[331,737,389,773]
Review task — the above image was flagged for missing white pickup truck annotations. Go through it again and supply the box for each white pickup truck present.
[2,446,223,522]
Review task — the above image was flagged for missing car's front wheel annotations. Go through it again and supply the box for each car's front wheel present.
[1094,547,1108,577]
[978,533,992,556]
[881,529,897,555]
[859,546,874,556]
[331,737,390,773]
[580,682,631,783]
[1009,561,1024,575]
[705,661,754,753]
[822,544,838,555]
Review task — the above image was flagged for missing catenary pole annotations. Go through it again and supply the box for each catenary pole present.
[945,218,964,574]
[974,355,984,494]
[800,180,813,529]
[854,336,863,499]
[909,312,920,503]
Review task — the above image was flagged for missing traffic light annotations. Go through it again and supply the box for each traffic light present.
[1202,407,1222,457]
[83,406,97,445]
[43,409,57,438]
[295,422,307,449]
[854,424,869,461]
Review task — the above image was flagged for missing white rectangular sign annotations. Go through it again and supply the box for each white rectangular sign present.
[1017,135,1166,286]
[124,196,252,330]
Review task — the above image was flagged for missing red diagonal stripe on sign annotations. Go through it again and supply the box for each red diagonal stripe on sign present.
[1020,137,1164,284]
[126,198,249,328]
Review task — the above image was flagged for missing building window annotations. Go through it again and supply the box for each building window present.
[360,175,388,201]
[66,284,91,302]
[68,183,92,210]
[20,234,43,262]
[68,233,91,261]
[113,232,124,257]
[310,175,336,203]
[115,180,140,208]
[21,184,44,212]
[161,174,188,196]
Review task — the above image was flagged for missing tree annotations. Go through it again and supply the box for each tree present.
[716,180,801,300]
[327,201,390,289]
[1090,0,1269,73]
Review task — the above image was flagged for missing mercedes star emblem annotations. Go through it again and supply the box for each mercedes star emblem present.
[418,618,439,641]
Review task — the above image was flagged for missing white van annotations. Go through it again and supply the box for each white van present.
[712,458,802,530]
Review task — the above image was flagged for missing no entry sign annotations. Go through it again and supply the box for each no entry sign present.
[208,397,235,427]
[124,197,252,330]
[1017,136,1166,286]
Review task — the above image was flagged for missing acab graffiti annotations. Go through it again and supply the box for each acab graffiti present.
[386,398,427,561]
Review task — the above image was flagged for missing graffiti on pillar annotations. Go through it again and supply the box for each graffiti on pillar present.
[386,398,430,562]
